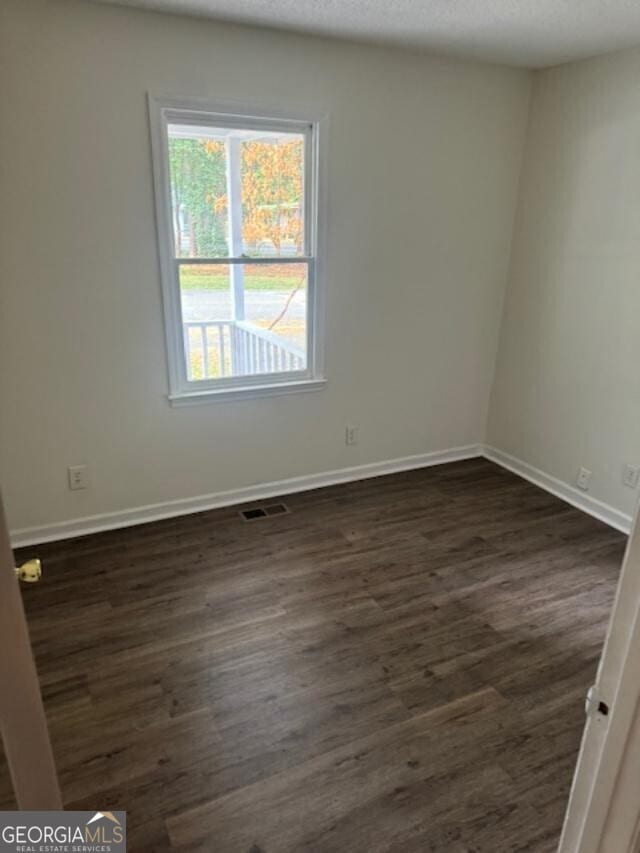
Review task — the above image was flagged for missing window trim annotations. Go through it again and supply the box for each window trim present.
[148,94,327,404]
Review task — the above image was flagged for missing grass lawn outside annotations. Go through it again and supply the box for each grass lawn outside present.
[180,264,305,292]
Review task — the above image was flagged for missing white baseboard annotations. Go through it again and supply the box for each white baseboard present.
[10,444,482,547]
[483,445,633,535]
[11,442,633,547]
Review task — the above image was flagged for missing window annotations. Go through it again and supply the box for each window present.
[149,96,325,403]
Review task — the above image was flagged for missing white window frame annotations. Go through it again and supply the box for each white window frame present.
[148,94,327,404]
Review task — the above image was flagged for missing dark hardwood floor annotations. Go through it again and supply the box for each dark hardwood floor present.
[2,458,626,851]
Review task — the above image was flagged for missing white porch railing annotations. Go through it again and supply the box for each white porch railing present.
[183,320,305,380]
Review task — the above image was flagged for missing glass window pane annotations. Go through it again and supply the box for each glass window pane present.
[179,263,307,382]
[240,134,305,258]
[168,128,229,259]
[168,123,305,260]
[179,265,232,381]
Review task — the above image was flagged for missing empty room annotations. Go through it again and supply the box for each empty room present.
[1,0,640,850]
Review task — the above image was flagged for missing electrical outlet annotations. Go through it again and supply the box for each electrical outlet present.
[623,464,639,490]
[68,465,89,491]
[576,467,592,491]
[345,425,359,446]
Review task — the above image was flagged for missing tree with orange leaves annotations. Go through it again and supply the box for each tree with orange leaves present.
[213,138,304,255]
[171,136,304,256]
[240,139,304,254]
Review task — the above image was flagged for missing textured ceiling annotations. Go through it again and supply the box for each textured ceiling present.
[93,0,640,67]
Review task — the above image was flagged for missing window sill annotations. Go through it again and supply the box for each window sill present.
[168,378,326,406]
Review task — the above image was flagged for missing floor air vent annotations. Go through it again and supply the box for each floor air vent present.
[240,503,290,522]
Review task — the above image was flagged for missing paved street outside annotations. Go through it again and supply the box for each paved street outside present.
[181,289,306,323]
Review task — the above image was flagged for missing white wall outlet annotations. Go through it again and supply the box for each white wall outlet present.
[345,425,359,446]
[68,465,89,491]
[576,467,592,491]
[623,464,639,490]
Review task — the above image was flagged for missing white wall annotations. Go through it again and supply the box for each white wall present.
[0,0,530,535]
[488,48,640,521]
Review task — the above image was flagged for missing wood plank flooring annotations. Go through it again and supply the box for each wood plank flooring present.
[2,459,626,851]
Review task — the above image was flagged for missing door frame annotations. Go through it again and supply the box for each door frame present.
[0,493,61,809]
[559,505,640,853]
